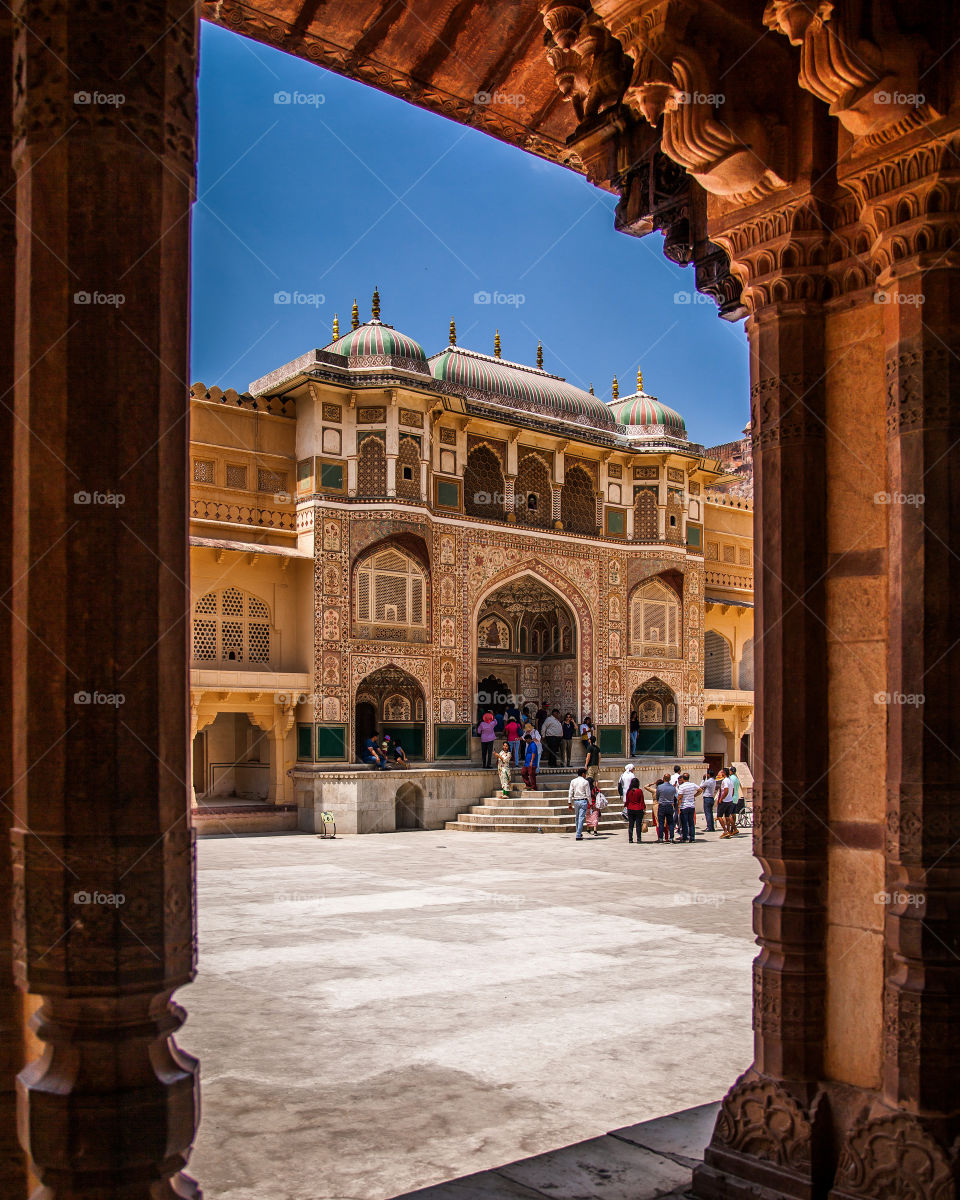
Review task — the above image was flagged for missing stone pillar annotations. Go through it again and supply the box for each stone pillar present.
[10,4,200,1196]
[0,12,28,1194]
[694,302,830,1198]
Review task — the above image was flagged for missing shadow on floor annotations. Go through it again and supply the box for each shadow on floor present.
[390,1100,719,1199]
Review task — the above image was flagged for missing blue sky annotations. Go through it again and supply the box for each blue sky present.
[192,22,749,447]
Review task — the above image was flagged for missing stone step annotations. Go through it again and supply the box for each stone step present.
[446,812,627,833]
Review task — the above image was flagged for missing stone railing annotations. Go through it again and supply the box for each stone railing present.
[190,498,296,531]
[705,567,753,591]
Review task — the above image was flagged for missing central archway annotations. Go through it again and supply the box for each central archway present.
[355,665,426,761]
[475,574,579,728]
[629,677,679,756]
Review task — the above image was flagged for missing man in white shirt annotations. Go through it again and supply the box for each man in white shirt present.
[676,772,703,842]
[567,768,592,840]
[618,763,637,801]
[721,768,743,838]
[669,764,681,787]
[541,708,563,767]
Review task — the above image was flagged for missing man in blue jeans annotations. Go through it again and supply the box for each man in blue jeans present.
[567,768,592,839]
[648,774,677,843]
[363,730,388,770]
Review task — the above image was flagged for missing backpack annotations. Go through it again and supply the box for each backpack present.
[594,791,608,810]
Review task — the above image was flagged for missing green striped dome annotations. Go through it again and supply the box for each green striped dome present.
[325,321,427,364]
[430,347,615,429]
[611,394,686,437]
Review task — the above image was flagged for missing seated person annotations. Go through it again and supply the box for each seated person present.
[392,741,408,766]
[363,731,388,770]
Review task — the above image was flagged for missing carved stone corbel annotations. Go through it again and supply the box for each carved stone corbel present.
[762,0,928,137]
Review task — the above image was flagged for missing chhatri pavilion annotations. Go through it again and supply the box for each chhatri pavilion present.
[188,291,754,829]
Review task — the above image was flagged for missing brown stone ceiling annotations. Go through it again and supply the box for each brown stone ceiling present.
[203,0,582,169]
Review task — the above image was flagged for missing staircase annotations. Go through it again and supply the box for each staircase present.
[446,775,626,833]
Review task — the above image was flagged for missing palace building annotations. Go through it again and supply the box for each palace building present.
[188,292,754,818]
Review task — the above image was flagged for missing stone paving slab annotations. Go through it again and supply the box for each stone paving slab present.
[183,828,755,1200]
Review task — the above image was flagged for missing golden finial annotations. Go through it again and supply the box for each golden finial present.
[589,383,594,395]
[637,367,644,392]
[351,298,360,330]
[612,375,619,400]
[371,286,380,321]
[494,329,501,359]
[449,317,456,346]
[332,313,340,339]
[536,340,543,369]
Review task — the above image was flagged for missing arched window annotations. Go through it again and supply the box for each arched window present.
[355,547,426,631]
[464,444,505,519]
[629,577,681,657]
[357,435,386,496]
[192,587,271,666]
[633,488,658,540]
[738,636,754,689]
[515,453,552,528]
[561,465,597,534]
[396,436,422,501]
[705,630,733,688]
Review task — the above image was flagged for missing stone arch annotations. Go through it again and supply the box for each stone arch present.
[352,541,429,639]
[560,463,597,534]
[357,433,387,495]
[515,451,552,528]
[629,677,679,756]
[395,782,424,830]
[464,442,505,519]
[633,487,658,540]
[192,585,273,667]
[396,435,421,500]
[629,575,682,658]
[705,629,734,689]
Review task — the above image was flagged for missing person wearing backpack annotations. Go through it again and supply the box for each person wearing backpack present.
[624,778,646,843]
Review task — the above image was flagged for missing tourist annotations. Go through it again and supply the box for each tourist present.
[541,708,563,767]
[676,772,703,842]
[584,786,606,836]
[724,767,743,837]
[496,740,512,798]
[618,762,637,802]
[521,733,540,791]
[716,768,733,836]
[652,773,678,843]
[561,712,577,765]
[584,734,601,790]
[535,700,548,731]
[477,709,497,769]
[392,741,408,767]
[629,710,640,756]
[670,763,682,787]
[505,712,522,766]
[701,769,717,831]
[579,715,593,756]
[567,767,591,840]
[363,729,388,771]
[624,777,645,843]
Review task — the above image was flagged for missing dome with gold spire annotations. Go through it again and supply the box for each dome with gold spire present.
[321,290,429,373]
[607,370,687,440]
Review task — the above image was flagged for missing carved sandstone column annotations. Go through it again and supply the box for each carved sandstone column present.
[10,4,200,1196]
[694,298,831,1198]
[0,12,28,1195]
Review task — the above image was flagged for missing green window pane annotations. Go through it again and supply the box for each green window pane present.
[634,728,677,755]
[607,509,625,535]
[687,524,702,548]
[436,724,470,758]
[320,462,344,490]
[597,725,624,755]
[436,481,459,508]
[315,724,347,760]
[297,724,313,761]
[685,727,703,755]
[381,724,425,759]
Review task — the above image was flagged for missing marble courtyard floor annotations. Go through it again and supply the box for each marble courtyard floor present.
[184,826,758,1200]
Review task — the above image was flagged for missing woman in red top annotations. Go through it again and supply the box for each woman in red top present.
[505,715,522,765]
[625,779,646,844]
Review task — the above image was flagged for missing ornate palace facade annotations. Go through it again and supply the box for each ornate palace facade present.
[188,294,754,800]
